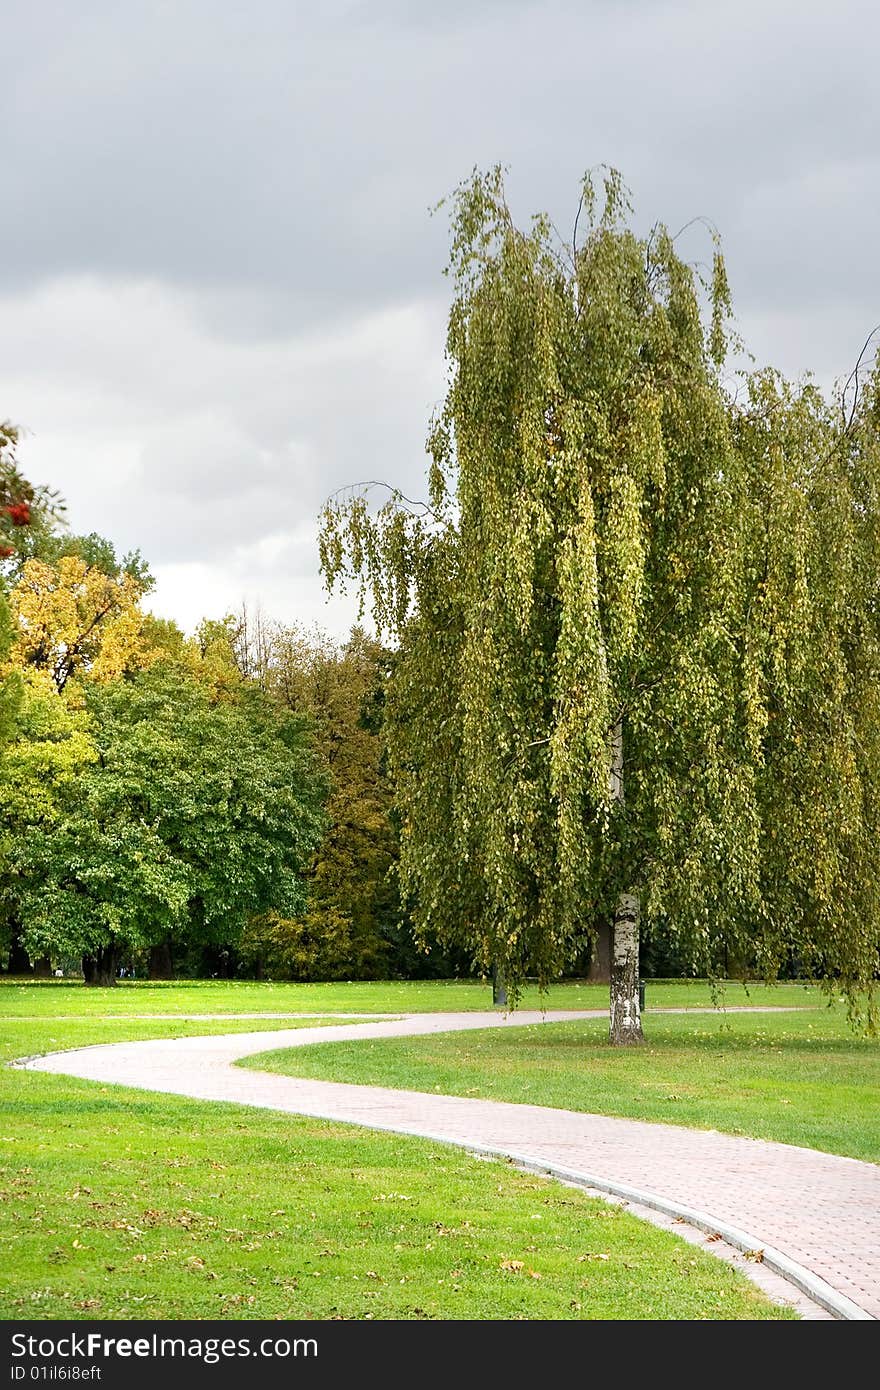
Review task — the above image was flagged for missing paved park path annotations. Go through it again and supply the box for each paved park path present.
[17,1009,879,1320]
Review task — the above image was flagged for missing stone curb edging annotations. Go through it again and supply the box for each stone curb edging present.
[390,1129,874,1321]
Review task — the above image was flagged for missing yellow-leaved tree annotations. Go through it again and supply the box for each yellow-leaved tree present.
[7,552,157,692]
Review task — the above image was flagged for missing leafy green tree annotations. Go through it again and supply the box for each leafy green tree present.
[0,596,19,750]
[1,423,64,746]
[320,169,880,1038]
[0,672,97,970]
[236,623,405,980]
[2,525,151,592]
[1,430,155,702]
[734,362,880,1003]
[10,662,326,983]
[1,424,69,972]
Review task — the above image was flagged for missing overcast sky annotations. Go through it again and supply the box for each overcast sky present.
[3,0,878,637]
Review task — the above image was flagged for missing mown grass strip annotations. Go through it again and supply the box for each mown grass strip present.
[0,976,822,1017]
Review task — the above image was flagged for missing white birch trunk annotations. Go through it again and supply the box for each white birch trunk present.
[610,891,643,1044]
[608,717,644,1045]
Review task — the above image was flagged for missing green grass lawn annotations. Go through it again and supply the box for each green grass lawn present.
[245,1004,880,1164]
[0,974,822,1017]
[0,982,795,1320]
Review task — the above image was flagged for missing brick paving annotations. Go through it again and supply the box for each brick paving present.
[19,1009,879,1319]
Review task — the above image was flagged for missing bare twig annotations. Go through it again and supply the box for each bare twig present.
[324,480,446,524]
[841,323,880,431]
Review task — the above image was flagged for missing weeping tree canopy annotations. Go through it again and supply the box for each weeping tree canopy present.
[319,167,880,1033]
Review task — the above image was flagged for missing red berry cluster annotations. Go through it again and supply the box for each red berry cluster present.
[3,502,30,526]
[1,424,36,560]
[1,496,32,559]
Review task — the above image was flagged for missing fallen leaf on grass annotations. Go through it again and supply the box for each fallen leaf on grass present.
[500,1259,524,1273]
[109,1220,144,1237]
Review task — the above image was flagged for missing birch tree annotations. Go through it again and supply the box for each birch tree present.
[320,169,880,1040]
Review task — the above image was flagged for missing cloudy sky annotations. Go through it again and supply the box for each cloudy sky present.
[3,0,878,637]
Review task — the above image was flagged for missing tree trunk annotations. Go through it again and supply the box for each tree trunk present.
[610,892,644,1044]
[586,921,611,983]
[4,932,51,977]
[149,940,174,980]
[608,717,643,1044]
[81,945,118,987]
[6,929,33,974]
[491,964,508,1008]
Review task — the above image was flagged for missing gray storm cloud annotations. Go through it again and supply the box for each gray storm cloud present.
[2,0,877,634]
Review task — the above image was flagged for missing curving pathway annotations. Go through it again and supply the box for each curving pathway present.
[16,1009,879,1320]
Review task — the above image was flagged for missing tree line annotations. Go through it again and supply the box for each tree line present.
[0,439,461,984]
